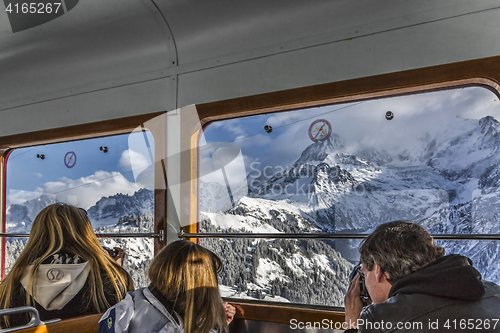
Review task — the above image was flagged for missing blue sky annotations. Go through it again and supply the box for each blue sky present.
[7,132,154,209]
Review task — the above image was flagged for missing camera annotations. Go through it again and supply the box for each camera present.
[103,246,118,258]
[349,263,371,306]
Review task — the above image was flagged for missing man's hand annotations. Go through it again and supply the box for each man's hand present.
[224,302,236,325]
[344,273,364,329]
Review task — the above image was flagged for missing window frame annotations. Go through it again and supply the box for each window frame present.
[184,56,500,310]
[0,113,168,276]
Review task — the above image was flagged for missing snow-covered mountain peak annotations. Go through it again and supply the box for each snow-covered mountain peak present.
[5,204,32,233]
[471,115,500,151]
[294,133,343,166]
[87,188,153,222]
[23,194,57,221]
[409,115,500,176]
[478,115,500,135]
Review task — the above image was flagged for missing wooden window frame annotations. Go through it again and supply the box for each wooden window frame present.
[0,112,167,254]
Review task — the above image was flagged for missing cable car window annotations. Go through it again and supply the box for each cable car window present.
[3,132,155,288]
[198,86,500,307]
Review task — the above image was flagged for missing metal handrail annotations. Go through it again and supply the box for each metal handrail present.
[178,232,500,241]
[0,230,164,241]
[4,230,498,241]
[0,306,60,333]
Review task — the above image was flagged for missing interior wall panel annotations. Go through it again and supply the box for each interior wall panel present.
[0,78,175,137]
[177,8,500,107]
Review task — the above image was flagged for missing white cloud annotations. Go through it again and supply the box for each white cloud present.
[206,121,224,129]
[119,149,151,180]
[24,170,142,209]
[266,112,312,128]
[7,189,46,205]
[200,142,246,179]
[201,151,247,186]
[236,133,273,149]
[207,118,247,137]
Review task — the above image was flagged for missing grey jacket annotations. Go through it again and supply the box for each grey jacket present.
[98,287,184,333]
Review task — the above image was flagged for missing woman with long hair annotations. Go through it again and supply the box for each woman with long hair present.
[0,203,134,328]
[98,240,236,333]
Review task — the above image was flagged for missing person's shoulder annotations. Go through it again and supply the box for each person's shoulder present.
[480,280,500,304]
[361,293,449,323]
[483,280,500,292]
[97,290,140,333]
[98,305,120,333]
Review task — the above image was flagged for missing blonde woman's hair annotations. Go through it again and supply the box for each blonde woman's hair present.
[0,203,134,327]
[149,240,228,333]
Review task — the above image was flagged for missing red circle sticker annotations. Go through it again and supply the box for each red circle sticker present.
[64,151,77,168]
[308,119,332,142]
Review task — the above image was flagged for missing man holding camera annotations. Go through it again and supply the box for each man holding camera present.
[344,220,500,333]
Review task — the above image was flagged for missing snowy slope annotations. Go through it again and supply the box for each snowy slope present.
[199,198,353,307]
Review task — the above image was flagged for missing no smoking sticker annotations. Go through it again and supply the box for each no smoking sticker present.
[308,119,332,142]
[64,151,77,168]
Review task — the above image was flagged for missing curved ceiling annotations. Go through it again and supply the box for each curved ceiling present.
[0,0,173,109]
[1,0,500,113]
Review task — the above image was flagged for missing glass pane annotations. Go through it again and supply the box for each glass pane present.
[435,239,500,284]
[4,132,155,287]
[200,235,356,307]
[199,86,500,306]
